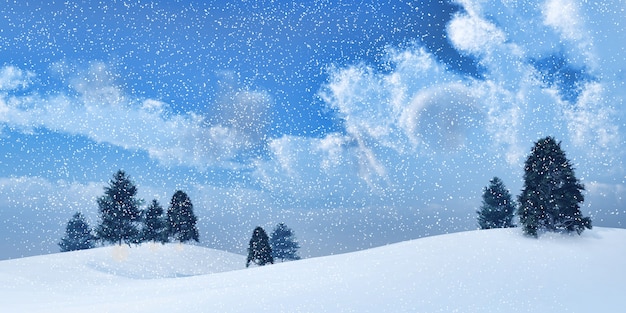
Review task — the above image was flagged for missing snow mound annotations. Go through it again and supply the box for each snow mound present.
[2,227,625,312]
[83,243,244,279]
[1,242,244,285]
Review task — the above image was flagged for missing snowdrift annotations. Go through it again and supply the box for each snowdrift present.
[2,227,625,312]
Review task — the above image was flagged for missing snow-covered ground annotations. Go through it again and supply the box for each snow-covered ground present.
[2,227,624,312]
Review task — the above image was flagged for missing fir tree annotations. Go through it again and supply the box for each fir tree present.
[270,223,301,262]
[166,190,199,243]
[246,226,273,267]
[476,177,516,229]
[95,170,143,246]
[518,137,592,237]
[59,212,95,252]
[142,199,168,244]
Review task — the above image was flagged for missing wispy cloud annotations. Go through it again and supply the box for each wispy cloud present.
[542,0,597,68]
[0,66,34,91]
[561,82,619,148]
[543,0,585,42]
[0,62,273,170]
[447,13,506,57]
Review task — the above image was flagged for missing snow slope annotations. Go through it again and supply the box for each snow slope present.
[2,227,625,312]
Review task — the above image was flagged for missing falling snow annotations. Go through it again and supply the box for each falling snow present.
[0,0,625,262]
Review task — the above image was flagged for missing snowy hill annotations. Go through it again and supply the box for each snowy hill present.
[2,228,625,312]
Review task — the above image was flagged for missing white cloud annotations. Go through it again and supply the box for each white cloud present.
[542,0,597,68]
[141,99,166,113]
[542,0,584,42]
[447,13,506,56]
[0,66,34,91]
[0,62,271,170]
[253,133,403,209]
[316,133,350,171]
[561,82,619,149]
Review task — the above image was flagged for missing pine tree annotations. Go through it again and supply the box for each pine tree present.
[166,190,199,243]
[476,177,516,229]
[59,212,95,252]
[95,170,143,246]
[246,226,273,267]
[142,199,168,244]
[518,137,592,237]
[269,223,301,262]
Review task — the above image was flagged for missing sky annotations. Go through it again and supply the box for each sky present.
[1,0,625,259]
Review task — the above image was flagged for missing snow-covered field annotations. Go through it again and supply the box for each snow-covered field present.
[2,227,624,312]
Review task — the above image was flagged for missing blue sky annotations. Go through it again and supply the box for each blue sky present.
[1,0,625,259]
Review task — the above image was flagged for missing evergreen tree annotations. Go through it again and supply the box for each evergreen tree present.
[476,177,516,229]
[59,212,95,252]
[246,226,273,267]
[142,199,168,244]
[95,170,143,246]
[269,223,301,262]
[518,137,592,237]
[166,190,199,243]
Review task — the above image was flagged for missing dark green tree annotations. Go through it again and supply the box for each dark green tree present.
[95,170,143,246]
[59,212,95,252]
[518,137,592,237]
[166,190,199,243]
[476,177,516,229]
[269,223,301,262]
[246,226,273,267]
[142,199,168,244]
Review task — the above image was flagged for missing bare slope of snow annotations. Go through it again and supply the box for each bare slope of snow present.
[2,227,625,312]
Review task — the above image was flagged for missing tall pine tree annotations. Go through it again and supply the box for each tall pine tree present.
[142,199,168,244]
[95,170,143,246]
[476,177,516,229]
[166,190,199,243]
[269,223,301,262]
[518,137,591,237]
[246,226,273,267]
[59,212,95,252]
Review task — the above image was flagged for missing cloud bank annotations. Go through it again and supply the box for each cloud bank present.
[0,61,273,170]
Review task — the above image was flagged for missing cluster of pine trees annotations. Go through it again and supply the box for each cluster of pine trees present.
[59,170,199,252]
[246,223,301,267]
[476,136,592,237]
[60,170,303,267]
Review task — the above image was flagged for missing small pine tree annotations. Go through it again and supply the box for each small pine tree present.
[270,223,301,262]
[142,199,168,244]
[476,177,516,229]
[95,170,143,246]
[59,212,95,252]
[166,190,199,243]
[518,137,592,237]
[246,226,273,267]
